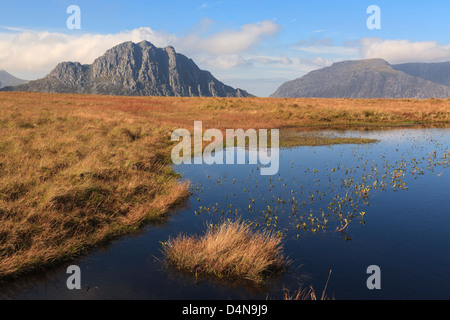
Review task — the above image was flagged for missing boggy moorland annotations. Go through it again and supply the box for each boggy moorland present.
[0,92,449,299]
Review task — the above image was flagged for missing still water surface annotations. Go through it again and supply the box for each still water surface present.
[1,128,449,299]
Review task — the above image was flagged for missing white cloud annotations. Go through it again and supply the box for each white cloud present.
[0,20,281,79]
[196,54,249,70]
[297,57,333,68]
[360,38,450,64]
[280,55,292,65]
[293,37,360,61]
[295,44,359,56]
[247,55,292,66]
[293,37,450,66]
[181,20,281,56]
[0,27,176,79]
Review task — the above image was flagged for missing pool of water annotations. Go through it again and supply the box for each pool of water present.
[1,128,449,300]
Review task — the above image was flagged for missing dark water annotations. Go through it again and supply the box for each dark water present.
[1,128,449,300]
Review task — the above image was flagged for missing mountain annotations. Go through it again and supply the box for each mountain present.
[2,41,251,97]
[393,61,450,87]
[270,59,450,99]
[0,70,28,89]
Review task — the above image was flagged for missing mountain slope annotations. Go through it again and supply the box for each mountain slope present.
[393,61,450,87]
[0,70,28,89]
[3,41,251,97]
[270,59,450,99]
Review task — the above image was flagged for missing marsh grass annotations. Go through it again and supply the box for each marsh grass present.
[279,130,378,147]
[161,220,288,284]
[1,92,449,279]
[0,95,191,279]
[282,270,333,300]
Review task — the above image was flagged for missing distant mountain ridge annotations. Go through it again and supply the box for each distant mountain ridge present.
[393,61,450,87]
[270,59,450,99]
[2,41,251,97]
[0,70,28,89]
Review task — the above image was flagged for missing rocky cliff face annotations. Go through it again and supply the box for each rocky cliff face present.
[5,41,251,97]
[270,59,450,99]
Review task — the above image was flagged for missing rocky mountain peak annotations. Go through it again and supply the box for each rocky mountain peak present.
[3,41,251,97]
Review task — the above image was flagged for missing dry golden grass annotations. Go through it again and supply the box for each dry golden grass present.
[1,91,449,279]
[0,93,191,279]
[283,286,319,300]
[162,221,287,284]
[282,270,333,300]
[2,92,449,131]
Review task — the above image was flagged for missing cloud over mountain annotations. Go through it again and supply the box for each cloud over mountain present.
[3,40,251,97]
[360,38,450,64]
[0,20,281,79]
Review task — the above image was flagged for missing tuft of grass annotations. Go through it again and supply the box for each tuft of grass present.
[162,220,288,284]
[282,270,333,300]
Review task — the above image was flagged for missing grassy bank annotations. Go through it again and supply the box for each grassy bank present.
[278,130,377,147]
[0,94,190,279]
[0,92,449,279]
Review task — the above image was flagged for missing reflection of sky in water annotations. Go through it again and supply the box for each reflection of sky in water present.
[189,146,280,176]
[2,128,449,300]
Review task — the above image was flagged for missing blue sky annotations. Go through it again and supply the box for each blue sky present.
[1,0,450,96]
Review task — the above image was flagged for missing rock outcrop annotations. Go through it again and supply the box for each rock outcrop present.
[3,41,251,97]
